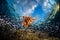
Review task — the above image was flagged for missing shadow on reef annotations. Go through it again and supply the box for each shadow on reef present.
[0,19,59,40]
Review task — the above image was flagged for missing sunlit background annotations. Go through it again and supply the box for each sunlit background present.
[6,0,57,24]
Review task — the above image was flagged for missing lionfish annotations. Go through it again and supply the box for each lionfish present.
[22,16,35,28]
